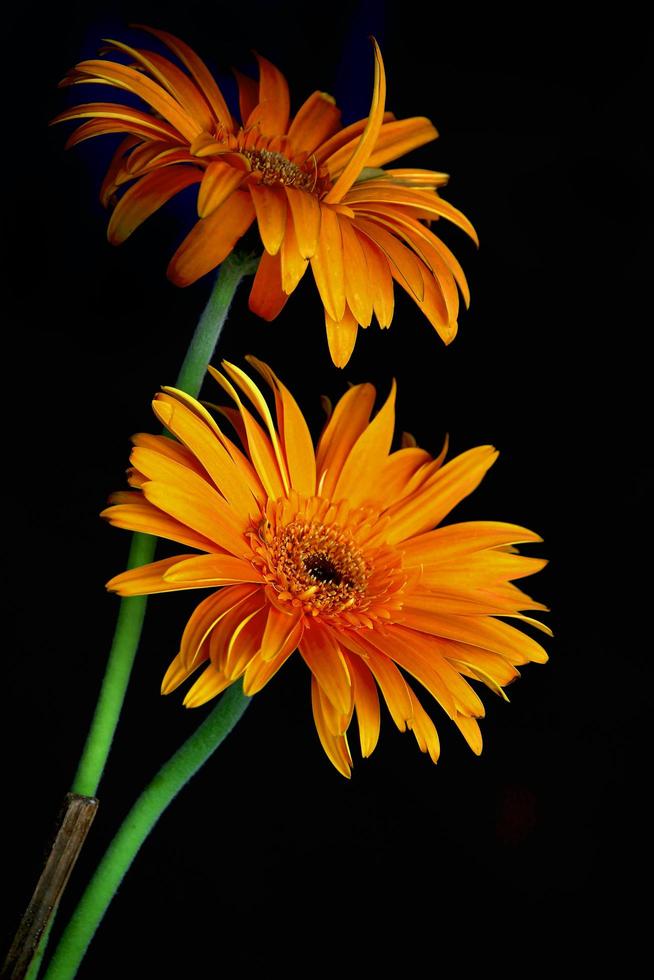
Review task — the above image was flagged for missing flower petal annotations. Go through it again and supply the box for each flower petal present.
[332,381,396,508]
[248,250,289,321]
[284,186,321,259]
[309,205,346,321]
[163,554,263,586]
[315,383,376,496]
[300,623,352,716]
[346,652,381,758]
[249,183,287,255]
[134,24,233,129]
[247,53,290,135]
[197,160,246,218]
[311,676,352,778]
[106,554,199,596]
[288,91,342,153]
[167,191,255,287]
[325,39,386,203]
[107,166,201,244]
[325,307,359,369]
[384,446,499,543]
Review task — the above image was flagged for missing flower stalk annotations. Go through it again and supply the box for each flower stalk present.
[43,682,251,980]
[72,249,259,798]
[6,250,259,980]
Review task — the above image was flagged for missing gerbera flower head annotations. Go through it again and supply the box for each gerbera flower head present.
[103,358,549,777]
[52,26,478,366]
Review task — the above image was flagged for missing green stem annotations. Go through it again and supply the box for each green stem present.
[71,250,259,798]
[43,684,251,980]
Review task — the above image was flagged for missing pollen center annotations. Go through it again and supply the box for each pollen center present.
[262,518,370,615]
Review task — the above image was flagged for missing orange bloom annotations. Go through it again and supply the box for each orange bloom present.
[53,26,477,366]
[103,358,549,777]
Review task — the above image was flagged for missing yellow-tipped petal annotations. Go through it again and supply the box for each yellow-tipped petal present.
[324,39,386,203]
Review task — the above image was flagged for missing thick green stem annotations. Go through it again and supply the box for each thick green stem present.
[43,684,251,980]
[71,250,258,798]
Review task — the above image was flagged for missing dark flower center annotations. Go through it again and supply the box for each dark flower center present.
[303,553,345,586]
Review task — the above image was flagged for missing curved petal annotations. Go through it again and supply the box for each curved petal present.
[332,380,396,508]
[134,24,233,129]
[107,166,201,244]
[249,183,287,255]
[248,250,289,321]
[288,90,342,153]
[197,161,247,218]
[324,39,386,203]
[315,383,376,496]
[106,554,199,596]
[247,53,290,135]
[325,307,358,368]
[284,186,321,259]
[384,446,499,543]
[311,676,352,778]
[167,191,255,287]
[309,205,346,321]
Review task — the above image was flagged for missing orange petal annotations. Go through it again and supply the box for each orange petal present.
[161,651,205,695]
[300,624,352,716]
[167,191,255,287]
[183,667,233,708]
[406,689,441,763]
[354,216,424,301]
[233,68,259,125]
[274,204,307,294]
[101,498,217,554]
[384,446,499,543]
[245,356,317,496]
[197,160,246,218]
[316,111,394,166]
[284,186,321,258]
[365,117,438,169]
[179,585,260,669]
[454,714,483,755]
[67,59,201,140]
[325,307,359,368]
[101,38,216,132]
[288,91,342,153]
[141,479,247,557]
[315,383,376,496]
[311,676,352,778]
[247,53,290,135]
[107,166,201,244]
[106,554,198,596]
[151,397,259,519]
[397,611,549,666]
[355,231,394,327]
[324,39,386,203]
[309,205,346,321]
[260,604,304,661]
[346,652,381,758]
[248,250,289,320]
[52,103,180,143]
[249,183,287,255]
[207,366,287,500]
[339,217,373,326]
[134,24,233,130]
[338,632,413,731]
[332,380,396,508]
[242,640,297,696]
[163,554,262,586]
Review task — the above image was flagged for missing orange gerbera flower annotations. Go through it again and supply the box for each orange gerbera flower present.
[53,26,477,366]
[103,358,549,777]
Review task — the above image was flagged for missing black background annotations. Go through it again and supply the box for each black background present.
[3,2,650,974]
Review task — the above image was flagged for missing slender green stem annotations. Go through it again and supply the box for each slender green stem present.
[43,684,251,980]
[71,250,259,799]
